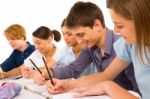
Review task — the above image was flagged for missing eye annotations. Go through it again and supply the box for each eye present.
[76,33,84,37]
[66,32,72,36]
[116,25,124,29]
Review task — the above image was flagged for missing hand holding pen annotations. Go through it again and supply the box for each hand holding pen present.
[29,59,48,85]
[42,57,55,85]
[29,58,55,85]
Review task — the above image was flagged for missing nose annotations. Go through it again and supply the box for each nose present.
[35,44,40,49]
[8,39,13,44]
[114,26,120,34]
[64,34,68,41]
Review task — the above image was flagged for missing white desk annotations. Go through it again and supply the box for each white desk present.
[0,78,111,99]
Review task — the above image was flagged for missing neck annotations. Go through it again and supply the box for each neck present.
[97,28,107,56]
[19,42,28,52]
[73,43,83,58]
[97,28,107,49]
[44,44,56,57]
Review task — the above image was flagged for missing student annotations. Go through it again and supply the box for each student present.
[22,26,80,84]
[0,24,35,79]
[72,0,149,98]
[61,18,97,77]
[22,26,61,79]
[46,1,140,95]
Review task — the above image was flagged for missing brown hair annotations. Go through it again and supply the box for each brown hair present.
[107,0,150,65]
[66,1,105,29]
[32,26,61,42]
[4,24,26,40]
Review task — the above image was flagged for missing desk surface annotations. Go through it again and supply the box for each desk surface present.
[0,78,111,99]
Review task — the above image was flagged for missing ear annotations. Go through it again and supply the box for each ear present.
[93,19,103,32]
[48,36,52,43]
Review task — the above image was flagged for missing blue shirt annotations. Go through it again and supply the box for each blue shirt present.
[53,28,139,91]
[114,37,150,99]
[0,42,35,72]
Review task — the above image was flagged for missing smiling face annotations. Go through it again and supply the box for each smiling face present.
[61,26,78,47]
[69,25,101,48]
[32,36,52,54]
[6,37,25,50]
[110,9,136,44]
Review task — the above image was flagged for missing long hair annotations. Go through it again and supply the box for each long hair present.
[32,26,61,42]
[107,0,150,65]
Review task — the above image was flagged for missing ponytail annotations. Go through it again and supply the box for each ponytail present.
[52,30,61,42]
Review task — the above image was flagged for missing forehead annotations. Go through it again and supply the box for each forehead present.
[69,26,91,35]
[32,36,45,42]
[110,9,130,24]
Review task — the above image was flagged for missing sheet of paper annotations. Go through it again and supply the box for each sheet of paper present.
[52,92,111,99]
[0,78,111,99]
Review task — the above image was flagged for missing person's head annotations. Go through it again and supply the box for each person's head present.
[61,18,78,47]
[32,26,61,54]
[66,1,105,48]
[4,24,26,49]
[106,0,150,64]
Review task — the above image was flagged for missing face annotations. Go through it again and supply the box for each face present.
[110,9,136,44]
[69,26,100,48]
[61,26,77,47]
[6,37,24,49]
[32,36,51,54]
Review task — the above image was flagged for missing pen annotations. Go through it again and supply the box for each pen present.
[42,57,55,85]
[29,58,42,74]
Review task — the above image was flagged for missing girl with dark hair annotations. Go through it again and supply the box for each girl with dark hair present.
[22,26,73,83]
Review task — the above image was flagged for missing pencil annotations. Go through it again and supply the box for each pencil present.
[29,58,42,74]
[42,57,55,85]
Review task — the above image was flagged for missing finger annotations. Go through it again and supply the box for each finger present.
[46,80,55,90]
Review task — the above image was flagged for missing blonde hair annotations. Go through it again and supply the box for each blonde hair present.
[4,24,26,40]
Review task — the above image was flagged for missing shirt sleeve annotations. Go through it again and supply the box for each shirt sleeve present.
[0,51,20,72]
[53,48,93,79]
[53,46,64,62]
[24,50,44,68]
[113,37,132,62]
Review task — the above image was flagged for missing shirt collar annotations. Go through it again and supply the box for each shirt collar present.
[104,28,114,57]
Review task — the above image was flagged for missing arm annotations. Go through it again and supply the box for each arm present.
[74,81,139,99]
[46,57,130,94]
[68,57,130,88]
[53,48,93,79]
[3,66,21,79]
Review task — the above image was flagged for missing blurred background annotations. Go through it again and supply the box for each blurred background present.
[0,0,113,63]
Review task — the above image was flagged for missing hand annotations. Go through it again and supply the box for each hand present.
[32,70,47,85]
[21,67,34,78]
[46,78,72,94]
[72,83,105,98]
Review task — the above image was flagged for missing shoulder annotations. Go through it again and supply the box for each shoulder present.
[106,28,121,42]
[114,37,132,61]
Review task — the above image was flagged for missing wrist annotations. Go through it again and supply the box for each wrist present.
[0,67,5,79]
[67,78,75,89]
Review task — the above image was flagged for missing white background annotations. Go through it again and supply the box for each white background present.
[0,0,113,63]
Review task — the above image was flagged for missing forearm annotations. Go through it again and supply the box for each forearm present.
[3,67,21,78]
[69,72,110,89]
[103,81,139,99]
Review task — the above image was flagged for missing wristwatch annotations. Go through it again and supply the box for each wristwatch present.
[0,67,5,79]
